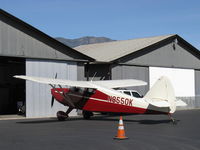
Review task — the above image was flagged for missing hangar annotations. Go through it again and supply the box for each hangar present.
[1,9,199,118]
[75,35,200,108]
[0,9,93,117]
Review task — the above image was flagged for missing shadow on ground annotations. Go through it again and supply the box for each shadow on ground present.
[16,114,176,125]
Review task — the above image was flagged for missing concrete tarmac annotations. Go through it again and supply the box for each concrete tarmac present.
[0,109,199,150]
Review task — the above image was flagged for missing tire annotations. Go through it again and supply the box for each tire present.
[57,111,68,121]
[82,111,93,120]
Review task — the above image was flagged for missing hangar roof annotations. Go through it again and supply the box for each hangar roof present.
[0,9,94,62]
[74,34,199,62]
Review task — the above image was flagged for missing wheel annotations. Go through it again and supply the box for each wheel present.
[171,119,178,125]
[82,111,93,119]
[57,111,68,121]
[101,112,107,115]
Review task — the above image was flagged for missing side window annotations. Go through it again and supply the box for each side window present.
[132,92,142,98]
[124,91,131,96]
[87,88,95,94]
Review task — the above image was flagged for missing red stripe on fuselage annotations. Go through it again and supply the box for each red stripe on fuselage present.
[83,99,147,114]
[83,99,167,114]
[84,90,167,114]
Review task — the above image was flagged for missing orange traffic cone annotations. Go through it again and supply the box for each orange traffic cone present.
[114,116,128,140]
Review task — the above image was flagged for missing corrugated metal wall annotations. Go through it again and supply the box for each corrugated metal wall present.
[77,63,86,81]
[121,40,200,70]
[0,18,76,60]
[26,59,77,118]
[195,70,200,96]
[112,65,149,96]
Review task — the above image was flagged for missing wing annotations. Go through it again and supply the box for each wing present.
[93,79,147,88]
[14,75,147,89]
[175,99,187,106]
[14,75,95,88]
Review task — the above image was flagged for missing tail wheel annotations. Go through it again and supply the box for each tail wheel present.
[82,111,93,119]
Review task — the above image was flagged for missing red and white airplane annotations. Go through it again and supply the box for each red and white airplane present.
[14,75,187,123]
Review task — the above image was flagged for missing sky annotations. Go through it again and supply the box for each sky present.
[1,0,200,49]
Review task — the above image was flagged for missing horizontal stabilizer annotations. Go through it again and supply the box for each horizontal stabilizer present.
[146,99,170,107]
[146,99,187,108]
[176,99,187,106]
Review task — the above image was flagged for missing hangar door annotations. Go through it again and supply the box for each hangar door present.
[26,59,77,118]
[149,67,195,97]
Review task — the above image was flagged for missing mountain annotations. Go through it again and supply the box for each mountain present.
[55,36,115,48]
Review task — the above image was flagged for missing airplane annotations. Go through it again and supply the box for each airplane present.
[14,75,187,124]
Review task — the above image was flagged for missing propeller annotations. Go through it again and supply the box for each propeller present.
[51,96,55,107]
[50,73,75,108]
[51,73,57,107]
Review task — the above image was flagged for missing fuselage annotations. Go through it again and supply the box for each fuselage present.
[51,87,169,115]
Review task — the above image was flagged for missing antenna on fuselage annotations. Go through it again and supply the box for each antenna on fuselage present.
[91,72,97,81]
[100,76,105,80]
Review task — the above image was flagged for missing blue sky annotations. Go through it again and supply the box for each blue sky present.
[1,0,200,49]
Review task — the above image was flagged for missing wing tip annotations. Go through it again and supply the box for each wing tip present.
[13,75,25,79]
[13,75,20,78]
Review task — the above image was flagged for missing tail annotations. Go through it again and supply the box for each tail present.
[144,76,187,113]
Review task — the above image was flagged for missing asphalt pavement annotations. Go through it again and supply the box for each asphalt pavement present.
[0,109,199,150]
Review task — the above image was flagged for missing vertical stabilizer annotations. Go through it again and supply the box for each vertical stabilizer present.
[145,76,176,113]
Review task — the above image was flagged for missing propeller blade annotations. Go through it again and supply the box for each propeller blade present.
[51,96,54,107]
[51,73,57,107]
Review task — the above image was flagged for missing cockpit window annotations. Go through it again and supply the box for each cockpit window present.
[87,88,95,94]
[124,91,131,96]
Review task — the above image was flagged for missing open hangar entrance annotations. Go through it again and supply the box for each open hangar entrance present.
[85,63,111,81]
[0,56,25,115]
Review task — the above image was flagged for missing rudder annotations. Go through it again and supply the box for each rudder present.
[145,76,176,113]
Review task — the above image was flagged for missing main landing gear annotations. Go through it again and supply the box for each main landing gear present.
[56,109,94,121]
[56,107,73,121]
[82,110,93,120]
[168,113,177,125]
